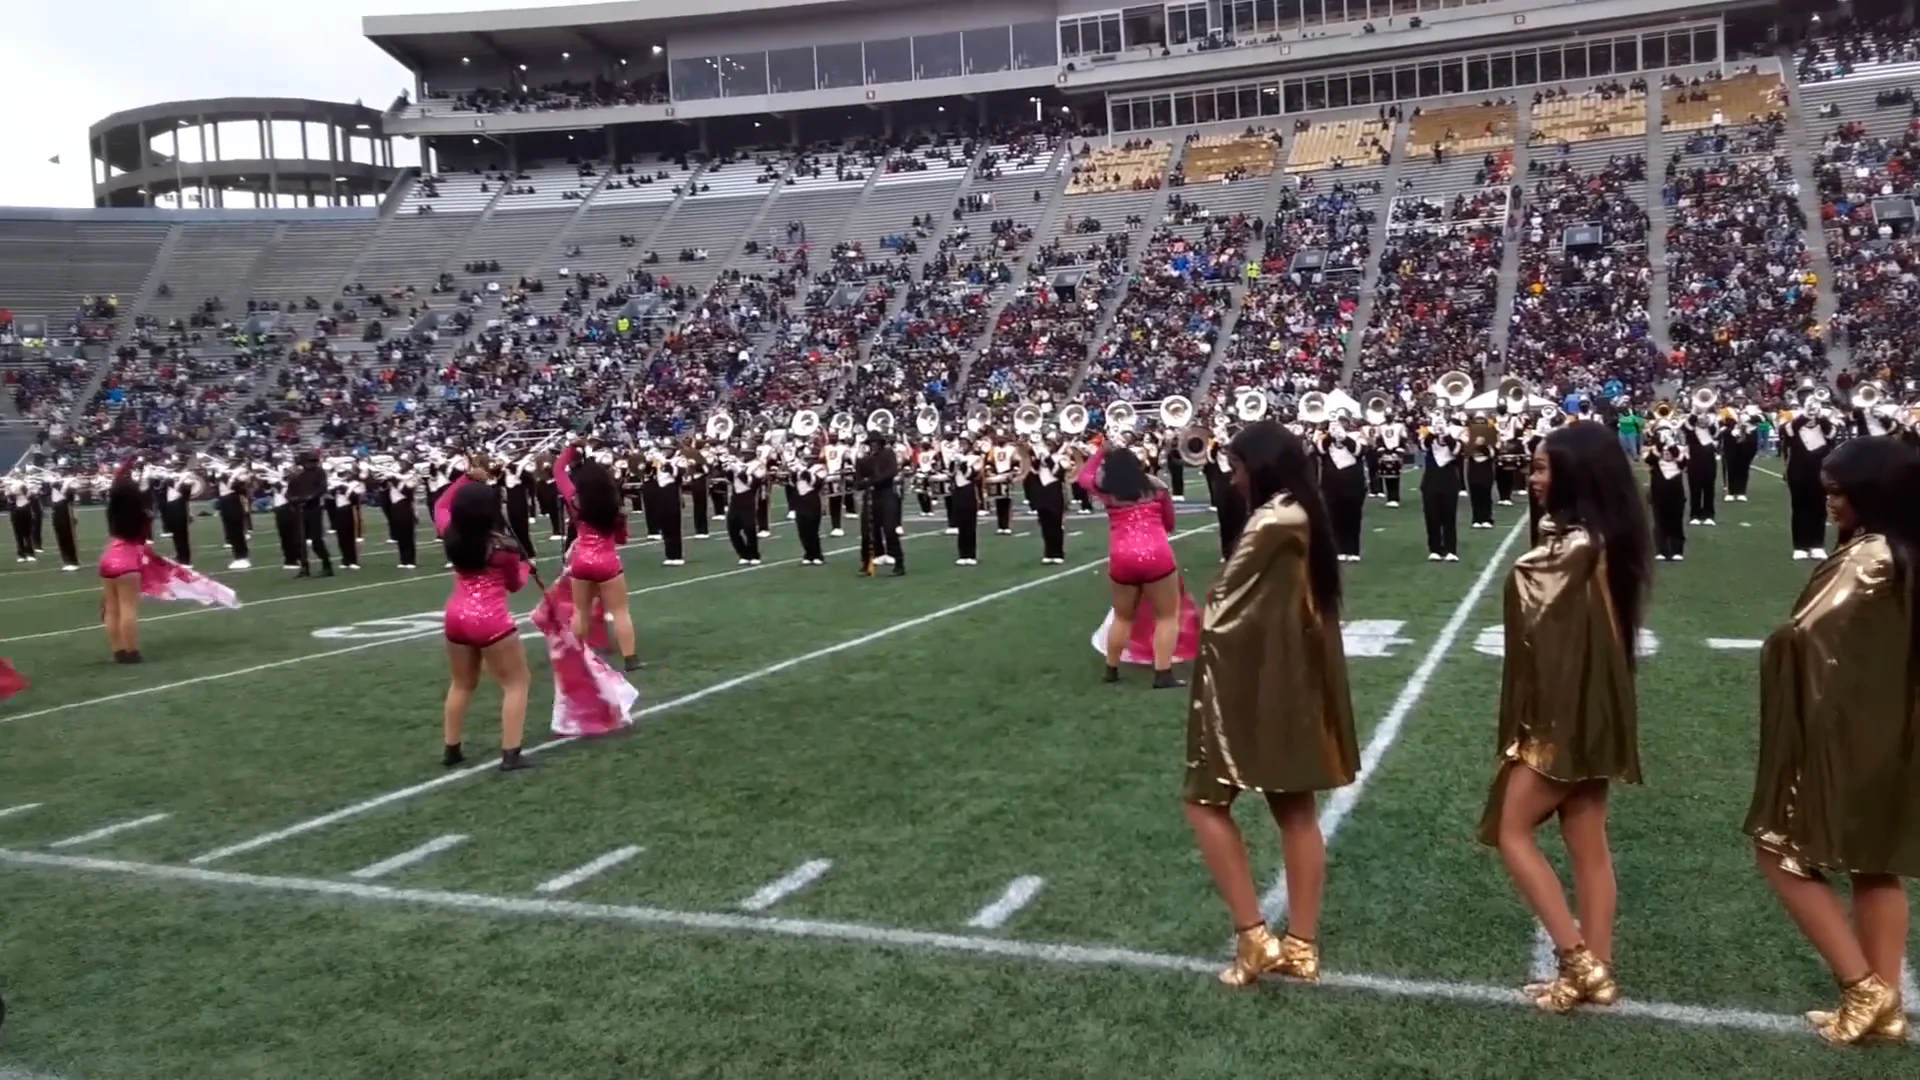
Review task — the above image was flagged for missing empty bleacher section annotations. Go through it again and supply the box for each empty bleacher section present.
[139,223,281,329]
[0,220,167,331]
[647,154,789,296]
[1532,84,1650,148]
[1662,70,1786,133]
[1286,117,1393,174]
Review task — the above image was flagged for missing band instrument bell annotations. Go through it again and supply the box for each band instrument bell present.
[1058,402,1089,435]
[1160,395,1193,427]
[706,411,735,442]
[1233,386,1268,423]
[1176,424,1211,467]
[913,404,940,436]
[866,408,896,435]
[965,403,992,434]
[1363,394,1390,426]
[828,411,855,438]
[1851,381,1884,410]
[1297,391,1329,425]
[1498,376,1527,415]
[789,409,820,438]
[1432,370,1475,409]
[1012,403,1044,435]
[1105,400,1137,432]
[1690,387,1719,414]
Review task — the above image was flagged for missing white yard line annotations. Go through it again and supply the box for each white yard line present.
[347,834,467,880]
[1706,638,1764,650]
[0,846,1835,1042]
[967,875,1046,930]
[534,845,645,895]
[1530,922,1557,984]
[1753,465,1783,479]
[186,526,1217,866]
[1262,518,1528,922]
[1904,960,1918,1017]
[0,802,44,820]
[46,812,171,849]
[738,859,834,911]
[0,530,950,727]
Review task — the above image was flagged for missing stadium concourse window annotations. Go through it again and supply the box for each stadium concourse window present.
[1059,13,1123,58]
[671,56,721,100]
[768,46,817,93]
[963,27,1013,75]
[913,32,963,81]
[816,42,864,89]
[1105,23,1719,132]
[1010,21,1058,69]
[720,52,770,97]
[865,37,913,84]
[1166,1,1209,45]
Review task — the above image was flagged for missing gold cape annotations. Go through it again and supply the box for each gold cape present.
[1183,493,1358,804]
[1745,534,1920,878]
[1478,520,1641,845]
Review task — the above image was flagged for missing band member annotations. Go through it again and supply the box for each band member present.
[950,440,982,566]
[270,468,301,569]
[1723,409,1759,501]
[650,448,685,566]
[1319,423,1367,562]
[434,468,535,773]
[686,444,712,540]
[1746,436,1920,1045]
[1375,418,1405,508]
[1480,420,1652,1014]
[1078,441,1182,688]
[1023,439,1069,564]
[211,465,251,570]
[1466,419,1497,529]
[824,441,849,537]
[389,466,420,570]
[792,449,827,565]
[1184,420,1356,987]
[1420,421,1463,561]
[285,453,335,578]
[6,477,35,562]
[552,445,639,671]
[503,455,538,558]
[1645,427,1688,562]
[755,452,774,539]
[1687,411,1721,525]
[1782,410,1834,560]
[988,441,1016,536]
[158,471,197,567]
[1494,416,1526,505]
[859,432,906,575]
[326,468,362,571]
[726,452,766,565]
[48,474,80,571]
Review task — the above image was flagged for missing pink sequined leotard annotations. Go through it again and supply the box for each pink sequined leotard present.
[554,446,628,583]
[1078,446,1178,586]
[435,476,531,648]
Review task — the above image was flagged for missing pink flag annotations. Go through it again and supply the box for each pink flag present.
[139,549,241,609]
[531,572,636,737]
[1090,575,1201,665]
[0,657,26,703]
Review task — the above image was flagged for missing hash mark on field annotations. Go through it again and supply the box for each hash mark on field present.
[47,812,171,849]
[0,802,43,820]
[348,834,468,880]
[187,526,1218,867]
[1262,519,1528,923]
[739,859,833,911]
[968,875,1046,930]
[1530,923,1556,984]
[1905,961,1918,1017]
[535,845,645,894]
[1706,637,1764,651]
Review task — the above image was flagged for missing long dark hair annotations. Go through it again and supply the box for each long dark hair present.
[1225,420,1343,618]
[442,482,504,573]
[570,458,623,533]
[1093,443,1154,502]
[1822,436,1920,656]
[104,477,149,542]
[1540,421,1653,668]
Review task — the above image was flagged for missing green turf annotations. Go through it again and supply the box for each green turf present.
[0,484,1912,1079]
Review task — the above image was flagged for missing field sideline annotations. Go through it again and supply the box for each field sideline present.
[0,483,1913,1080]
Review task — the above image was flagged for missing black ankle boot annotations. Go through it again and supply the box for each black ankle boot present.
[499,747,535,772]
[443,743,465,768]
[1102,665,1120,683]
[1152,669,1185,689]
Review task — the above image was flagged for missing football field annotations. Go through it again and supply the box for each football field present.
[0,475,1912,1080]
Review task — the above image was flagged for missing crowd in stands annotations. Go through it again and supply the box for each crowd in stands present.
[1354,191,1505,395]
[1819,116,1920,387]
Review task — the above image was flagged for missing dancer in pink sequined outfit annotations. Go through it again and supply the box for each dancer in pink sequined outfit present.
[554,445,639,671]
[436,467,535,771]
[1078,442,1188,688]
[99,460,153,664]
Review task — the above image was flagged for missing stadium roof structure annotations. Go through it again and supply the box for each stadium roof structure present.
[90,97,400,209]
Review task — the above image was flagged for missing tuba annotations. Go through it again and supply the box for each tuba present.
[1106,400,1137,432]
[706,411,735,443]
[1058,402,1089,435]
[1233,386,1269,423]
[1432,370,1475,409]
[1160,395,1193,428]
[1177,424,1212,467]
[867,408,896,435]
[1851,381,1884,410]
[1363,394,1391,426]
[828,411,855,438]
[790,409,820,439]
[1690,386,1719,414]
[1499,376,1527,415]
[1012,402,1044,435]
[914,403,940,436]
[965,403,992,434]
[1297,391,1329,425]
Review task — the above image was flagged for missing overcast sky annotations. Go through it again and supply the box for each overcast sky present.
[0,0,595,209]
